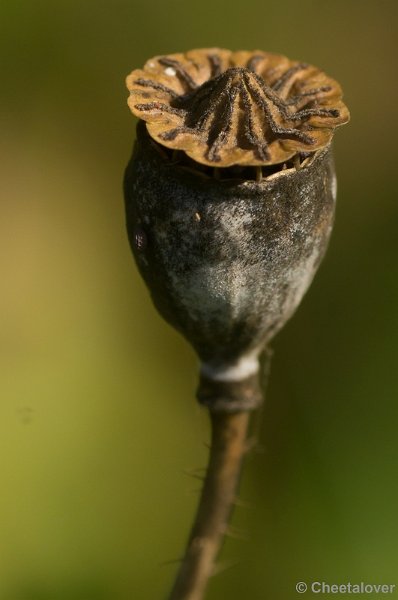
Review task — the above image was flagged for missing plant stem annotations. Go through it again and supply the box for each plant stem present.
[168,410,251,600]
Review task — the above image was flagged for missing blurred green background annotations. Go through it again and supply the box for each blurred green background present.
[1,1,397,599]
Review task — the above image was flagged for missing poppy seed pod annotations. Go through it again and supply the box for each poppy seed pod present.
[124,49,349,412]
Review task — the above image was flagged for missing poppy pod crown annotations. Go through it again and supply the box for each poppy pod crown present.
[126,48,349,169]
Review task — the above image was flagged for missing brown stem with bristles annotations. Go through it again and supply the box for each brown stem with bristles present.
[168,410,251,600]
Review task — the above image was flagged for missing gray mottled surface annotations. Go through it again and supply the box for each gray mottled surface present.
[124,123,336,371]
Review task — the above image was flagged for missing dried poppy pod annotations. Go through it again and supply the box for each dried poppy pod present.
[124,48,349,412]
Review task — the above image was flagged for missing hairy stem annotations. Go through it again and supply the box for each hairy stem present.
[168,410,251,600]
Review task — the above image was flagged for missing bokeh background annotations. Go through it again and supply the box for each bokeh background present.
[1,1,397,599]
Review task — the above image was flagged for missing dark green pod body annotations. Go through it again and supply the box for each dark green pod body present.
[124,123,336,410]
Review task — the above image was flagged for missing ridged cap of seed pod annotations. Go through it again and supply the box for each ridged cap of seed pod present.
[126,48,349,168]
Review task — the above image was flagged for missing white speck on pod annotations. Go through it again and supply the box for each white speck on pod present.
[164,66,177,76]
